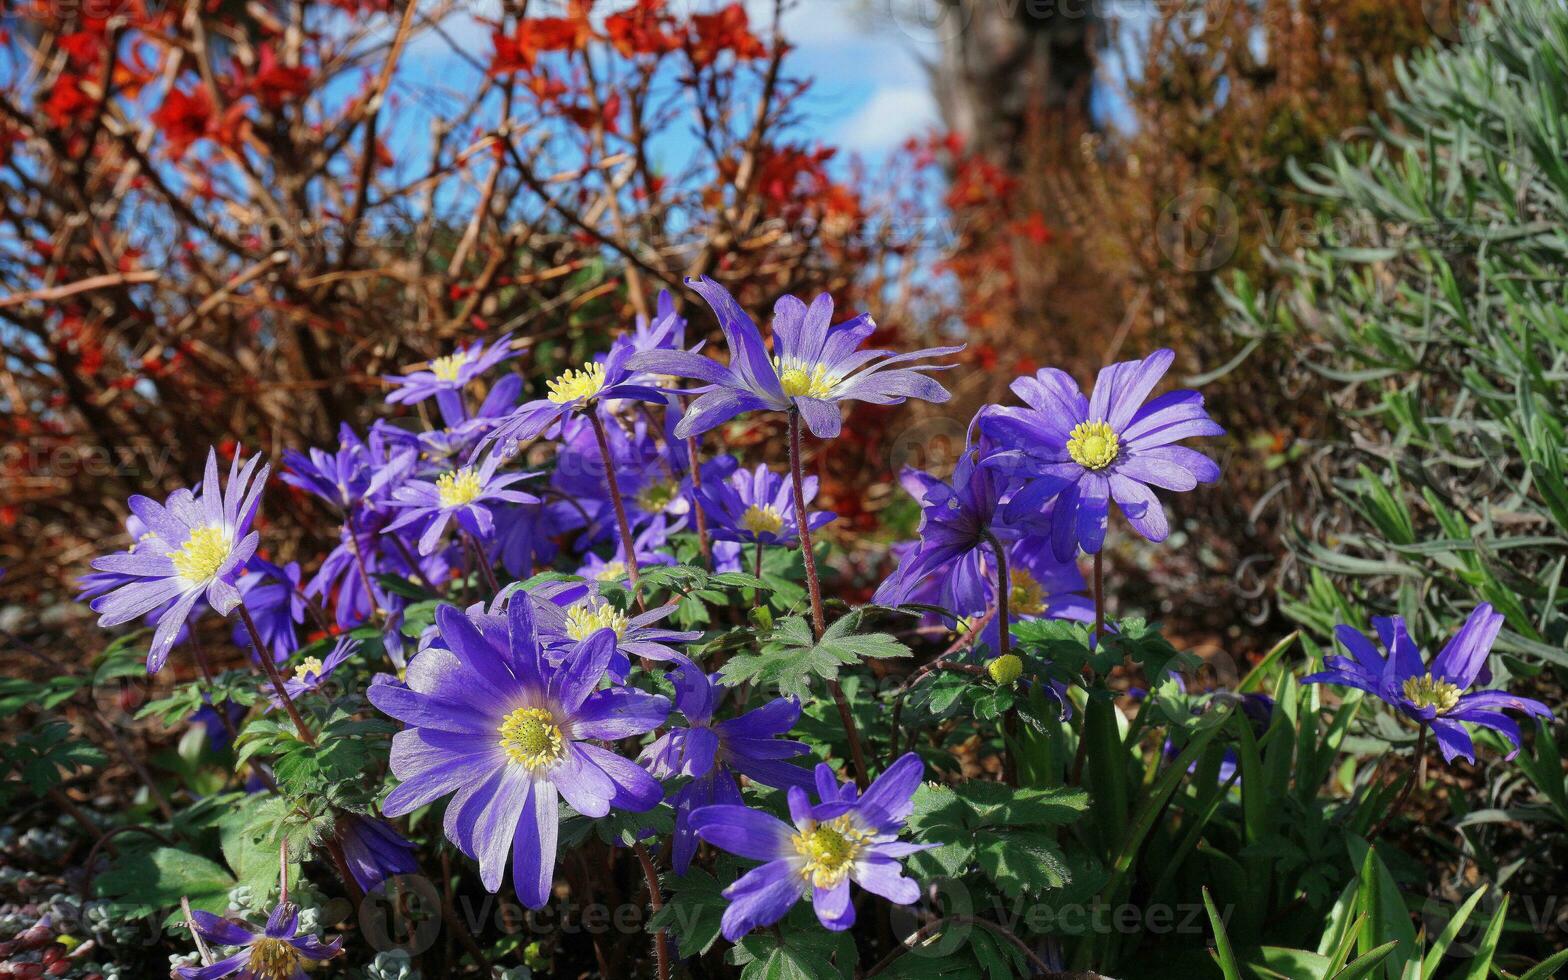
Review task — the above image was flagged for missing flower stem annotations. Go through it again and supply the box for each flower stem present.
[686,432,712,564]
[1092,549,1105,645]
[465,531,500,596]
[753,539,764,608]
[786,409,868,789]
[238,602,316,746]
[589,410,641,596]
[786,410,827,637]
[984,531,1019,786]
[1367,724,1428,841]
[633,843,671,980]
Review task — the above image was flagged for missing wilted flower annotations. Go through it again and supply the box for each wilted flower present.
[874,440,1021,612]
[630,277,961,439]
[690,753,934,938]
[980,349,1223,560]
[176,901,340,979]
[641,663,814,873]
[89,448,269,673]
[367,596,668,908]
[1303,604,1554,763]
[337,814,420,894]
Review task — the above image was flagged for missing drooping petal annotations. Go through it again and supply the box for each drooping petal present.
[718,859,806,941]
[1429,717,1476,764]
[512,779,559,909]
[812,879,855,931]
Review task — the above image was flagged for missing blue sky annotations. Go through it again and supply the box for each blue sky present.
[391,0,1146,171]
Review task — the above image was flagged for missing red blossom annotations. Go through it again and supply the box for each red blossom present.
[688,3,766,69]
[42,75,97,128]
[247,46,312,109]
[151,87,213,156]
[605,0,678,57]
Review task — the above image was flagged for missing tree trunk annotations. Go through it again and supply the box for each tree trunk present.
[929,0,1099,163]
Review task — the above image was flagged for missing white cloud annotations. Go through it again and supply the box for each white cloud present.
[833,84,939,153]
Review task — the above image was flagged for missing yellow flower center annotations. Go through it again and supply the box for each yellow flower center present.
[595,561,628,583]
[430,350,470,383]
[1402,674,1462,714]
[741,504,785,536]
[1008,569,1046,616]
[293,656,325,682]
[498,707,566,770]
[167,525,232,583]
[1066,420,1120,471]
[436,468,484,508]
[546,362,607,404]
[794,816,871,889]
[637,479,679,513]
[776,359,838,399]
[987,654,1023,686]
[246,937,303,980]
[565,602,628,641]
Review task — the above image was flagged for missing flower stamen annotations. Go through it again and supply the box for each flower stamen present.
[167,525,232,583]
[436,468,484,509]
[547,362,607,405]
[1066,420,1120,471]
[498,707,566,770]
[1403,673,1462,714]
[246,937,303,980]
[741,504,785,536]
[1008,569,1046,616]
[565,602,628,641]
[776,359,838,399]
[793,816,871,889]
[293,656,325,682]
[430,351,470,383]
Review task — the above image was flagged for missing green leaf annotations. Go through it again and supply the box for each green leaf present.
[649,868,726,957]
[1454,894,1508,980]
[975,830,1070,896]
[1519,948,1568,980]
[95,846,236,920]
[718,610,909,698]
[1203,886,1242,980]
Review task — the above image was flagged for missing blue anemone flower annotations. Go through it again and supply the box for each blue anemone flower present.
[979,349,1223,559]
[642,663,814,873]
[367,595,669,908]
[1302,604,1554,763]
[629,277,962,439]
[690,753,934,938]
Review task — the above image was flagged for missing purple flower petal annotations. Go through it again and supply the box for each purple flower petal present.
[718,859,806,941]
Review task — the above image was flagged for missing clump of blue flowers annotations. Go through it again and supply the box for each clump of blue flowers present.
[69,276,1560,980]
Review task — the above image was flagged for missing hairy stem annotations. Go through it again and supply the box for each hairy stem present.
[590,410,641,597]
[984,530,1018,785]
[238,603,316,746]
[1367,724,1429,841]
[633,843,671,980]
[786,409,868,788]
